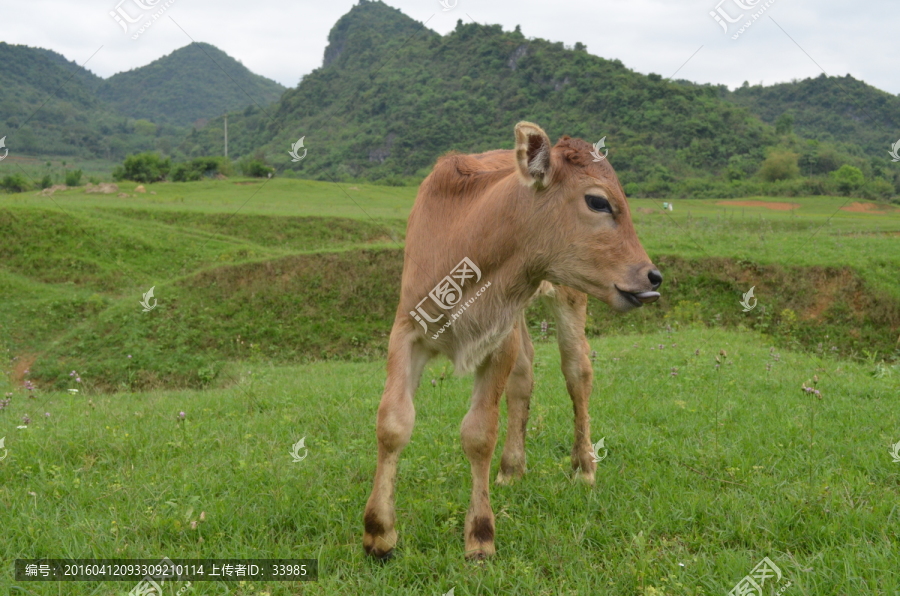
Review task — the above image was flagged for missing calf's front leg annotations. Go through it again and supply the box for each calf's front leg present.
[363,328,430,560]
[548,285,596,484]
[461,327,520,559]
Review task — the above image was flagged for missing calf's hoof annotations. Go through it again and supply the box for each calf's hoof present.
[464,515,496,561]
[496,458,526,485]
[464,543,495,562]
[495,469,524,485]
[575,469,596,485]
[363,529,397,561]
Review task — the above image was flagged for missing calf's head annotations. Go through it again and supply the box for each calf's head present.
[514,121,662,312]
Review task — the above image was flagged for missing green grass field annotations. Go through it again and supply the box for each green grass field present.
[2,179,900,594]
[3,330,899,595]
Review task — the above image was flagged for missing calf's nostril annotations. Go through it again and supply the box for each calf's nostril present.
[647,269,663,289]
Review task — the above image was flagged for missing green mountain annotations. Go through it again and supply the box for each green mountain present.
[97,42,286,127]
[181,0,773,188]
[0,42,111,157]
[180,1,897,200]
[0,42,285,161]
[724,75,900,158]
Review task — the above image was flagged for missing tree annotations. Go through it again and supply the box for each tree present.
[774,112,794,135]
[758,150,800,182]
[830,165,864,195]
[112,152,171,183]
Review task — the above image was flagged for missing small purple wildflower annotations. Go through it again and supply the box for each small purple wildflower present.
[0,397,11,411]
[178,411,186,420]
[127,354,132,359]
[431,379,437,387]
[69,371,76,377]
[22,414,30,425]
[802,380,822,399]
[540,320,548,336]
[76,377,81,383]
[44,412,50,418]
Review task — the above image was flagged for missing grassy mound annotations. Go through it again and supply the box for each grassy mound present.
[25,249,900,392]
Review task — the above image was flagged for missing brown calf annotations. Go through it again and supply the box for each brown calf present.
[363,122,662,560]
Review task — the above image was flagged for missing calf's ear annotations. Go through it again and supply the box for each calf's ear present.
[514,121,552,190]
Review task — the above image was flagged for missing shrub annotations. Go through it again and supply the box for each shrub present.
[171,156,232,182]
[64,169,83,186]
[112,152,171,183]
[40,174,52,189]
[830,165,864,195]
[758,150,800,182]
[0,174,31,193]
[240,159,274,178]
[859,177,895,200]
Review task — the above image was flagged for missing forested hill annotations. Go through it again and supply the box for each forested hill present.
[97,42,286,127]
[181,0,775,186]
[0,42,285,159]
[0,42,112,157]
[723,75,900,158]
[178,0,900,199]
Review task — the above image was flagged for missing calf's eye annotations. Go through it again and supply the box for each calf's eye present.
[585,195,612,214]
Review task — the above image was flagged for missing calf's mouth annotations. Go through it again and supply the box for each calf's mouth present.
[615,285,660,307]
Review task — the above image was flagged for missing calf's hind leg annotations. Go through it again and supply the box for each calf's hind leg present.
[496,314,535,485]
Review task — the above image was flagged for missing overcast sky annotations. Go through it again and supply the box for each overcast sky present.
[0,0,897,95]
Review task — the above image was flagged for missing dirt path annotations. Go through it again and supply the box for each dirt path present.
[840,202,897,213]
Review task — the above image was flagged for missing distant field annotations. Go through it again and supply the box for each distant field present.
[0,177,417,219]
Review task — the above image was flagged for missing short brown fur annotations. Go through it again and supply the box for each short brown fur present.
[363,122,661,560]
